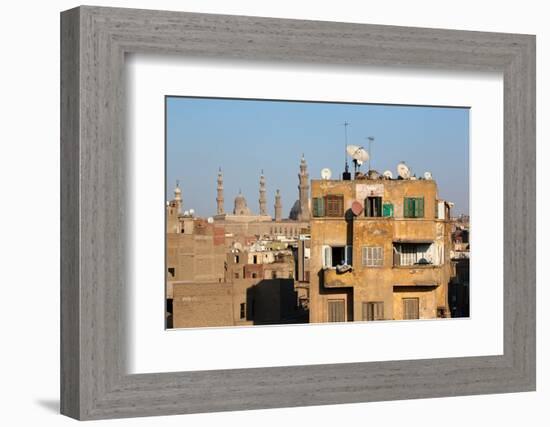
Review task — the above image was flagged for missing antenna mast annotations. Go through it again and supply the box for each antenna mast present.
[343,122,350,175]
[367,136,374,171]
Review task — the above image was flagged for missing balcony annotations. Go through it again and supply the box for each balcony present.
[392,264,444,287]
[323,268,356,288]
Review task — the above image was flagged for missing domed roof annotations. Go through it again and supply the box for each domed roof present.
[233,191,251,216]
[289,200,300,220]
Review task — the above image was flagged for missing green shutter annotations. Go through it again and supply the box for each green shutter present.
[416,197,424,218]
[313,197,325,217]
[383,203,393,217]
[404,198,411,217]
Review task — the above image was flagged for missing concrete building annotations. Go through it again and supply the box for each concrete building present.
[308,175,453,323]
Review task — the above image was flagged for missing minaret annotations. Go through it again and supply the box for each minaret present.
[216,167,224,215]
[174,180,182,214]
[259,170,267,216]
[297,155,310,221]
[274,189,282,221]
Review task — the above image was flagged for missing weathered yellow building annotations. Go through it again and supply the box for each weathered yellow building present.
[309,177,453,323]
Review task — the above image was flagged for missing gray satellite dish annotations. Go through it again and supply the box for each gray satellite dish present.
[424,171,433,180]
[383,170,393,179]
[397,162,411,179]
[321,168,332,180]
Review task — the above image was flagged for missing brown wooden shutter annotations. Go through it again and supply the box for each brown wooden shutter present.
[403,298,419,319]
[328,299,345,322]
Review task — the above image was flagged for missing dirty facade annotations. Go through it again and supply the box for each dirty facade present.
[309,178,453,323]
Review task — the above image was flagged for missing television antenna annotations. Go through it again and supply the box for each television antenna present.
[342,122,350,177]
[366,136,375,171]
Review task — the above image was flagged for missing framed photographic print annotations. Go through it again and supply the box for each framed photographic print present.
[61,5,535,420]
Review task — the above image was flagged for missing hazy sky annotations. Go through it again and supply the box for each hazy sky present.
[166,97,469,217]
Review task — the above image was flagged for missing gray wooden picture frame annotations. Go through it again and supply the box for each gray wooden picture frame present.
[60,5,536,421]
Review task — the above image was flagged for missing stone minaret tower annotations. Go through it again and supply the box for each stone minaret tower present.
[259,170,267,216]
[216,167,224,215]
[174,180,182,214]
[297,155,310,221]
[274,189,282,221]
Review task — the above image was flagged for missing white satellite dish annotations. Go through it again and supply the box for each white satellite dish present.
[397,162,411,179]
[189,208,195,216]
[383,170,393,179]
[321,168,332,180]
[183,210,190,216]
[424,171,433,180]
[207,216,214,224]
[346,144,361,157]
[346,145,369,163]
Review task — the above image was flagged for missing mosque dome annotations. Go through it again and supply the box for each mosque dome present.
[233,192,251,216]
[289,200,300,220]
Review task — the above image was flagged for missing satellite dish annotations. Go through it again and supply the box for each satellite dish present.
[207,217,214,224]
[424,171,433,180]
[351,200,364,216]
[397,162,411,179]
[189,208,195,216]
[383,170,393,179]
[321,168,332,180]
[183,210,190,216]
[347,145,369,163]
[346,144,361,157]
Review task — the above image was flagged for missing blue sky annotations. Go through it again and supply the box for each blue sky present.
[166,97,469,217]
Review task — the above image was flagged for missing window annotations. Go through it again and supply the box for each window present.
[234,255,239,263]
[251,272,257,278]
[362,302,384,321]
[327,299,345,322]
[240,303,246,319]
[404,197,424,218]
[362,246,383,267]
[383,203,394,217]
[326,195,344,217]
[167,267,175,278]
[365,196,382,217]
[402,298,419,319]
[234,272,239,279]
[253,255,258,264]
[312,197,325,217]
[393,242,433,266]
[323,245,353,268]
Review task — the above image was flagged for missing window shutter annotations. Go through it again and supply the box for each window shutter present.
[323,245,332,268]
[383,203,393,217]
[404,198,410,217]
[417,197,424,217]
[313,197,324,217]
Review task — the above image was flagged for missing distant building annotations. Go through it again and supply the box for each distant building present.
[308,175,454,322]
[449,219,470,317]
[166,156,312,328]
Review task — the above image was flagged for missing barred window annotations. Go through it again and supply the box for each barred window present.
[325,195,344,217]
[362,246,383,267]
